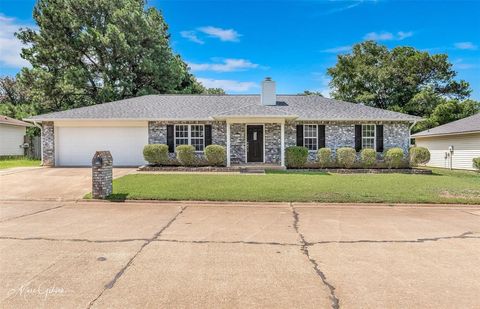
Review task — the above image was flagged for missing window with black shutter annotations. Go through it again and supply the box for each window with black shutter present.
[296,124,304,146]
[354,125,362,152]
[167,125,174,153]
[318,125,326,148]
[205,125,212,146]
[376,125,384,152]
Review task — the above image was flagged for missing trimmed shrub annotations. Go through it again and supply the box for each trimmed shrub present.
[205,145,226,166]
[473,157,480,171]
[360,148,376,168]
[385,147,405,169]
[285,146,309,168]
[176,145,196,166]
[336,147,356,168]
[143,144,169,165]
[317,148,332,168]
[409,147,430,166]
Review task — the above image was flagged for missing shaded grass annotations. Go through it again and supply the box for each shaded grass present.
[0,157,41,169]
[89,167,480,204]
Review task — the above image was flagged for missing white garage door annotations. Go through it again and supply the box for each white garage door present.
[56,126,148,166]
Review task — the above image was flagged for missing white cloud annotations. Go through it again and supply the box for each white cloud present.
[453,58,476,70]
[188,58,258,72]
[0,15,32,68]
[454,42,478,50]
[320,45,352,53]
[197,78,258,92]
[198,26,241,42]
[364,31,413,41]
[180,30,204,44]
[320,1,362,15]
[397,31,414,40]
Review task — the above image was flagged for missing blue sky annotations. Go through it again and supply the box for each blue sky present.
[1,0,479,99]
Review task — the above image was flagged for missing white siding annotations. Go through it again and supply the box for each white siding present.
[415,133,480,170]
[55,125,148,166]
[0,124,25,156]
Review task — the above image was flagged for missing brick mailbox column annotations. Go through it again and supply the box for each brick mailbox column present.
[92,151,113,199]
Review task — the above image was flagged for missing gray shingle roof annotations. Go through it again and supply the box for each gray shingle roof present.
[26,94,421,122]
[412,113,480,138]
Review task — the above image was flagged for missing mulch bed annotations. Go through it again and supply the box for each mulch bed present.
[287,168,433,174]
[138,165,432,174]
[138,165,239,172]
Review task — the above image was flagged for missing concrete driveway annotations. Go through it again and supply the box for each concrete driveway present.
[0,168,135,201]
[0,201,479,308]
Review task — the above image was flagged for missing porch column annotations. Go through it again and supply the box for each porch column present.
[226,121,231,167]
[280,121,285,167]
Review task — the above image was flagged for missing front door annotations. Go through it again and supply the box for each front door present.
[247,125,263,162]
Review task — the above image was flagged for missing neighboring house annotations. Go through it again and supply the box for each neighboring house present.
[412,113,480,170]
[0,115,32,156]
[25,78,421,167]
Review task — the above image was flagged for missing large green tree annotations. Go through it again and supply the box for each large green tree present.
[327,41,471,116]
[15,0,209,113]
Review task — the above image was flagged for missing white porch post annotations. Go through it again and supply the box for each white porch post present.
[280,121,285,167]
[226,121,231,167]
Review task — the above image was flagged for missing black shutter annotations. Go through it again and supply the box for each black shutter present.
[376,125,384,152]
[354,125,362,152]
[167,125,174,153]
[296,125,304,146]
[205,125,212,147]
[318,125,325,148]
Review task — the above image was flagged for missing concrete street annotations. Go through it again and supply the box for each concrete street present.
[0,168,479,308]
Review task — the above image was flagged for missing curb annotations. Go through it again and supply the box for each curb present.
[79,199,480,209]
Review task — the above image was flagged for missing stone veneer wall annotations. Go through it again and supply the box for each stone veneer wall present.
[146,120,410,163]
[229,124,245,164]
[148,120,227,146]
[42,121,55,166]
[264,124,281,164]
[286,121,410,160]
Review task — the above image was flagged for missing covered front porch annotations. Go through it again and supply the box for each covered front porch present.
[216,116,296,167]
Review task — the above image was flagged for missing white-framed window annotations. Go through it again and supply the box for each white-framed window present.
[175,124,205,151]
[304,124,318,151]
[362,124,375,149]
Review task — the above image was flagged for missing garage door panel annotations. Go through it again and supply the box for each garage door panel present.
[56,127,147,166]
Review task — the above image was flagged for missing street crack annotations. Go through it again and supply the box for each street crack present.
[308,232,477,245]
[290,203,340,309]
[0,236,149,243]
[0,204,66,223]
[86,206,186,308]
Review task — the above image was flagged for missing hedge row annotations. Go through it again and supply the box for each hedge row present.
[143,144,226,167]
[286,146,430,169]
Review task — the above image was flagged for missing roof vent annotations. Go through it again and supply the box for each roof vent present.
[261,77,276,106]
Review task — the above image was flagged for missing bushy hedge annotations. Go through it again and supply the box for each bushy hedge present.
[286,146,309,168]
[336,147,356,168]
[473,157,480,171]
[317,148,332,168]
[176,145,196,166]
[385,148,405,168]
[205,145,226,166]
[409,147,430,166]
[360,148,376,168]
[143,144,169,165]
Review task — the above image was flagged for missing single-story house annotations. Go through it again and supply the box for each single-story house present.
[412,113,480,170]
[25,78,421,167]
[0,115,32,156]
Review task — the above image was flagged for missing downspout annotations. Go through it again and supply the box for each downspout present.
[32,121,43,166]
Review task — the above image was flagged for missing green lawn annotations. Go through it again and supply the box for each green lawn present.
[92,167,480,204]
[0,157,41,169]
